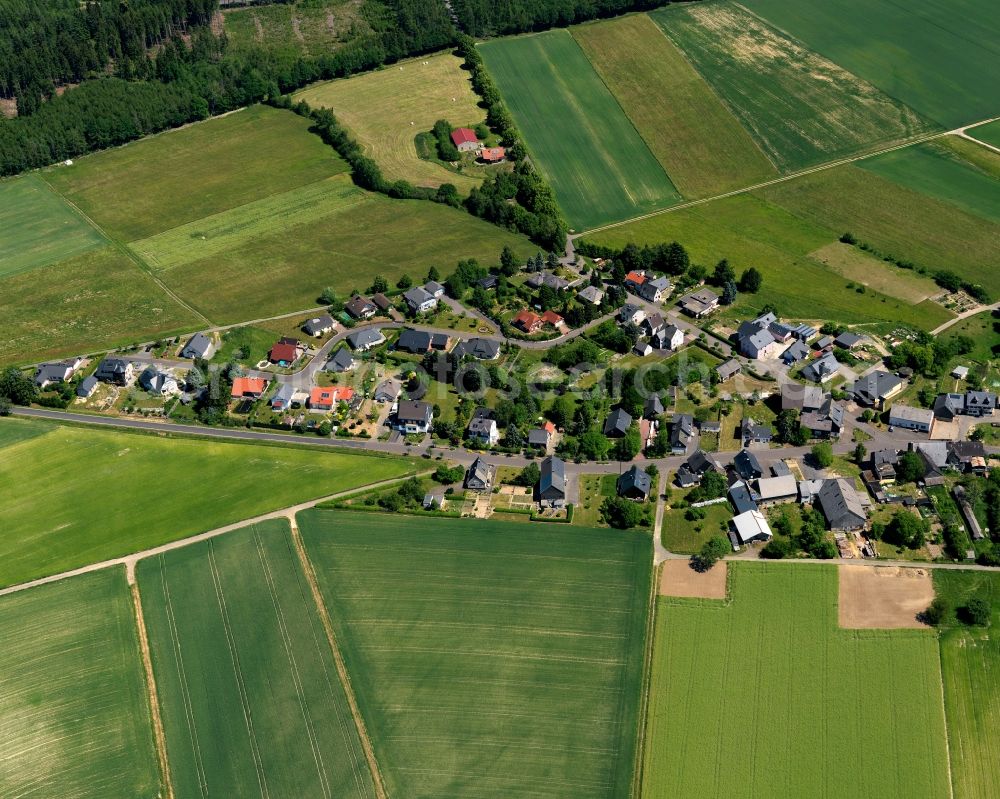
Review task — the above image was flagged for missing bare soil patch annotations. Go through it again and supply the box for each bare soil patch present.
[659,559,727,599]
[838,565,934,629]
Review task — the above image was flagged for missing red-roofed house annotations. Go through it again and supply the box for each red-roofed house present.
[450,127,480,152]
[231,377,268,398]
[625,271,647,291]
[309,386,355,411]
[541,310,565,329]
[513,310,542,334]
[479,146,506,163]
[269,341,303,366]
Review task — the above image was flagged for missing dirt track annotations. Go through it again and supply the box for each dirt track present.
[838,565,934,629]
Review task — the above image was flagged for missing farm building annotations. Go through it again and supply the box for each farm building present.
[754,475,797,506]
[716,359,741,382]
[450,127,480,152]
[816,478,867,531]
[730,510,773,546]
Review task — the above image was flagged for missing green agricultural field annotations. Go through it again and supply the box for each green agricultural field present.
[757,164,1000,297]
[643,563,949,798]
[480,30,679,230]
[650,3,931,172]
[571,14,776,199]
[934,570,1000,799]
[742,0,1000,129]
[44,105,348,241]
[942,135,1000,182]
[300,510,652,799]
[808,242,942,305]
[138,520,375,799]
[969,120,1000,149]
[0,174,105,278]
[224,0,370,59]
[0,569,160,798]
[584,193,953,330]
[295,53,487,193]
[158,195,535,322]
[859,141,1000,224]
[0,246,201,367]
[0,418,419,588]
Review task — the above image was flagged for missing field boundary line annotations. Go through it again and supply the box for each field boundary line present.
[130,580,176,799]
[936,641,957,799]
[289,518,390,799]
[630,557,661,798]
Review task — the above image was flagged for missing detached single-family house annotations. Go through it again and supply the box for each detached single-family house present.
[738,323,780,360]
[271,383,296,411]
[268,340,302,367]
[302,314,336,338]
[802,352,841,383]
[34,360,79,388]
[139,366,178,396]
[396,329,449,354]
[619,303,646,326]
[800,401,845,439]
[538,456,567,507]
[76,375,98,398]
[644,313,666,337]
[617,465,652,500]
[734,448,764,481]
[450,127,480,152]
[676,449,716,488]
[526,271,570,291]
[394,400,432,434]
[577,285,604,306]
[644,395,665,419]
[373,379,401,403]
[528,424,553,450]
[851,370,904,408]
[465,457,496,492]
[834,332,863,350]
[716,359,742,382]
[653,325,684,352]
[403,286,438,314]
[466,416,499,447]
[678,288,720,318]
[948,441,988,473]
[181,332,216,360]
[888,404,934,432]
[782,339,809,365]
[94,358,135,386]
[816,478,867,531]
[346,328,385,351]
[344,295,378,319]
[231,376,268,399]
[781,383,825,412]
[452,338,501,361]
[479,146,506,163]
[741,418,773,445]
[965,391,997,417]
[670,413,695,454]
[326,347,357,373]
[513,310,543,334]
[309,386,352,412]
[604,407,633,438]
[731,509,773,546]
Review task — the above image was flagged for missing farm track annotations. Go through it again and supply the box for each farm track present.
[289,519,389,799]
[130,581,175,799]
[579,114,1000,237]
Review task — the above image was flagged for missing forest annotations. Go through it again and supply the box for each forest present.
[450,0,673,37]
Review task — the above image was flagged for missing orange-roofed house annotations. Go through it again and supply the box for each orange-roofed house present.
[543,420,556,433]
[450,127,480,152]
[309,386,355,411]
[231,377,268,398]
[479,146,506,163]
[625,271,647,292]
[513,309,543,334]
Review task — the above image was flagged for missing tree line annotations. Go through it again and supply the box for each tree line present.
[450,0,677,38]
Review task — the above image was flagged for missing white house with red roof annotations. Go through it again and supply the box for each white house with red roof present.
[450,127,480,152]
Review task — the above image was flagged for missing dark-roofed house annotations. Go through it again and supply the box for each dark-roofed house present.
[800,401,845,439]
[452,337,501,361]
[326,347,357,373]
[466,416,499,447]
[934,393,965,420]
[644,313,666,337]
[373,379,401,403]
[76,375,98,398]
[782,339,809,365]
[678,288,719,318]
[394,400,432,434]
[729,480,758,515]
[834,332,863,349]
[644,395,665,419]
[371,293,392,313]
[526,271,570,292]
[396,329,443,354]
[781,383,825,412]
[676,450,716,488]
[733,448,763,481]
[94,357,134,385]
[346,328,385,351]
[741,418,773,445]
[739,326,780,360]
[477,275,499,290]
[302,314,336,338]
[465,457,496,492]
[604,407,633,437]
[965,391,997,417]
[403,286,438,314]
[817,478,867,530]
[670,413,695,454]
[577,285,604,306]
[344,295,377,319]
[139,366,179,396]
[948,441,988,473]
[617,465,652,500]
[653,325,684,352]
[802,352,841,383]
[619,303,645,326]
[716,359,742,382]
[851,370,904,408]
[528,426,552,450]
[539,456,567,507]
[181,332,216,359]
[34,361,78,388]
[424,281,445,298]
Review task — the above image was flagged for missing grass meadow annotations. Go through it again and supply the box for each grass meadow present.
[650,3,931,172]
[859,140,1000,224]
[0,174,106,277]
[44,105,348,242]
[0,418,419,588]
[742,0,1000,129]
[295,53,487,193]
[138,520,376,799]
[300,510,652,799]
[642,563,949,798]
[585,193,953,330]
[224,0,369,59]
[934,570,1000,799]
[0,569,160,798]
[480,30,680,230]
[0,245,201,367]
[571,14,776,199]
[969,120,1000,149]
[757,164,1000,297]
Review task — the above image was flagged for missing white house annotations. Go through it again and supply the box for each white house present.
[888,404,934,433]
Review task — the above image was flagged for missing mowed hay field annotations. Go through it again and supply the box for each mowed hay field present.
[571,14,776,199]
[295,53,487,193]
[0,174,106,278]
[0,418,419,588]
[138,520,376,799]
[0,569,160,798]
[934,570,1000,799]
[300,510,652,798]
[642,563,949,798]
[742,0,1000,129]
[480,30,680,230]
[585,193,953,330]
[650,3,931,172]
[859,140,1000,224]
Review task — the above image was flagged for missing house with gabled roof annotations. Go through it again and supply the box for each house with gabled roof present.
[802,352,841,383]
[604,407,633,437]
[617,465,652,500]
[465,457,496,491]
[346,328,385,351]
[344,295,377,319]
[539,456,567,507]
[181,332,216,360]
[851,370,904,408]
